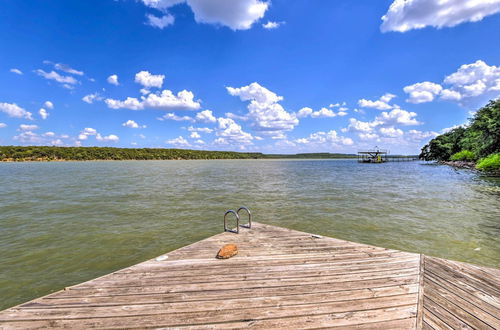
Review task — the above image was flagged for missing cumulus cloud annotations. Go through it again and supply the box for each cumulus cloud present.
[158,113,194,122]
[190,132,201,139]
[404,60,500,107]
[78,127,97,140]
[295,130,354,146]
[19,124,39,131]
[403,82,443,103]
[381,0,500,32]
[376,108,421,126]
[0,123,6,128]
[135,71,165,88]
[342,108,420,142]
[227,82,298,138]
[10,68,23,75]
[96,133,119,142]
[297,106,345,118]
[43,101,54,109]
[13,131,43,144]
[166,136,191,147]
[407,129,439,140]
[379,127,403,137]
[39,108,49,120]
[146,13,175,28]
[122,120,146,128]
[0,102,33,119]
[187,126,213,133]
[215,117,253,145]
[105,89,201,111]
[82,93,103,104]
[141,0,269,30]
[262,21,284,29]
[358,93,395,110]
[107,74,119,86]
[195,109,217,123]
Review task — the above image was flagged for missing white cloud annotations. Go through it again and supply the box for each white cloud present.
[146,13,175,28]
[216,117,253,145]
[404,60,500,106]
[159,113,194,122]
[376,108,421,126]
[442,60,500,100]
[43,132,55,137]
[0,102,33,119]
[296,107,313,118]
[311,108,337,118]
[407,129,439,140]
[379,127,403,137]
[227,82,298,138]
[78,127,97,140]
[96,133,119,142]
[49,62,84,76]
[105,89,201,111]
[10,68,23,75]
[440,89,462,101]
[82,93,103,104]
[194,139,205,144]
[135,71,165,88]
[13,131,43,144]
[19,124,39,131]
[262,21,284,29]
[39,108,49,120]
[35,69,78,86]
[297,106,343,118]
[187,126,213,133]
[77,128,118,142]
[403,81,443,103]
[381,0,500,32]
[43,101,54,109]
[0,123,6,128]
[190,132,201,139]
[295,130,354,146]
[107,74,119,86]
[343,108,420,142]
[141,0,269,30]
[195,109,217,123]
[358,93,395,110]
[122,120,146,128]
[342,118,378,133]
[166,136,191,147]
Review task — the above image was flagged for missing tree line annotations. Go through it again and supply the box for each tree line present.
[0,146,357,161]
[419,99,500,172]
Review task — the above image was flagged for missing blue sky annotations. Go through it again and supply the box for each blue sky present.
[1,0,499,154]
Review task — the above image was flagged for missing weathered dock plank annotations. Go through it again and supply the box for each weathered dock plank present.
[0,222,498,329]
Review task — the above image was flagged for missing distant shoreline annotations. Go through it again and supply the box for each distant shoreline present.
[0,146,359,162]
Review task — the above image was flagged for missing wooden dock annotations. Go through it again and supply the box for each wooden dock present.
[0,222,498,329]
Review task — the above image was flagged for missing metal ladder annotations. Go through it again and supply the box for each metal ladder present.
[224,207,252,233]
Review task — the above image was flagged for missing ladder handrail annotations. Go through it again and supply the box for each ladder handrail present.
[237,206,252,229]
[224,210,240,234]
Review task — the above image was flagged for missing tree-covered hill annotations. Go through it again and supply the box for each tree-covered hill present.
[419,99,500,171]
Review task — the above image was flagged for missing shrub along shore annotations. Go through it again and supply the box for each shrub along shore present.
[419,99,500,173]
[0,146,357,161]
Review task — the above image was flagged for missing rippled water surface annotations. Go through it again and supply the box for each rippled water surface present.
[1,159,499,309]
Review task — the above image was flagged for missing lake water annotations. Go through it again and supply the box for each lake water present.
[1,159,499,310]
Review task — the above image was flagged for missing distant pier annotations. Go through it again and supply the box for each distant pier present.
[358,147,419,163]
[0,222,498,329]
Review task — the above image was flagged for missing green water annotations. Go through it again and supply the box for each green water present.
[0,159,499,310]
